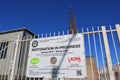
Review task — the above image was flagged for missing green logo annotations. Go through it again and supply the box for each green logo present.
[30,58,39,64]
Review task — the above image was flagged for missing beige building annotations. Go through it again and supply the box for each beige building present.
[99,67,109,80]
[85,57,99,80]
[99,63,120,80]
[113,63,120,80]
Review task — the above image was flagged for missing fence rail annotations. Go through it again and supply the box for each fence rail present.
[0,24,120,80]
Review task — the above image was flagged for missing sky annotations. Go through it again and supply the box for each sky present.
[0,0,120,68]
[0,0,120,35]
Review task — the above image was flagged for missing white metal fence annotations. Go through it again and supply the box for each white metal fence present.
[0,24,120,80]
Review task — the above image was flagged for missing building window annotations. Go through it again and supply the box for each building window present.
[115,72,119,80]
[0,42,9,59]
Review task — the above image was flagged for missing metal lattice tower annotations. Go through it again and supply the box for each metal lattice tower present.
[69,6,77,34]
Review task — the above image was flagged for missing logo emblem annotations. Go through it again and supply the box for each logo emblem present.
[30,57,39,64]
[50,57,57,64]
[68,57,81,63]
[32,40,38,47]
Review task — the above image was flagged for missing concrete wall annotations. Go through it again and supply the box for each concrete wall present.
[0,30,35,77]
[0,31,24,75]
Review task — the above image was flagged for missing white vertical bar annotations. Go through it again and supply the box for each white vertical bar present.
[38,34,40,38]
[54,32,56,36]
[67,30,69,34]
[87,28,94,80]
[97,27,107,80]
[92,27,100,80]
[29,36,33,80]
[49,32,52,37]
[21,36,30,80]
[15,37,21,80]
[115,24,120,45]
[72,30,74,34]
[16,37,26,79]
[33,77,35,80]
[110,25,120,71]
[8,39,16,80]
[101,26,115,80]
[8,39,15,80]
[10,35,20,80]
[41,33,44,38]
[81,28,86,80]
[82,28,84,33]
[63,31,65,35]
[58,31,60,36]
[45,33,47,38]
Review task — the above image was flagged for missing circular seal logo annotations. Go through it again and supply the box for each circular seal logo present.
[50,57,57,64]
[30,58,39,64]
[32,40,38,47]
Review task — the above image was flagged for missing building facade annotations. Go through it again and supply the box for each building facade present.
[113,64,120,80]
[0,28,37,79]
[99,64,120,80]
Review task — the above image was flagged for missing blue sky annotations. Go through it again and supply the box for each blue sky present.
[0,0,120,67]
[0,0,120,35]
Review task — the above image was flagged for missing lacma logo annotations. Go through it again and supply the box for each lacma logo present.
[68,57,81,63]
[32,40,38,47]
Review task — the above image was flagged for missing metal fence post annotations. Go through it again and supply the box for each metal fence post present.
[101,26,115,80]
[10,35,20,80]
[115,24,120,45]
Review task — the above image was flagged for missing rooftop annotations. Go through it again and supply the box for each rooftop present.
[0,28,37,37]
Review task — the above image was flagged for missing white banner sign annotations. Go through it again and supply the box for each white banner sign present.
[26,34,86,78]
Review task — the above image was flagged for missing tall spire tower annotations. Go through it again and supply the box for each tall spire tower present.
[69,6,77,34]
